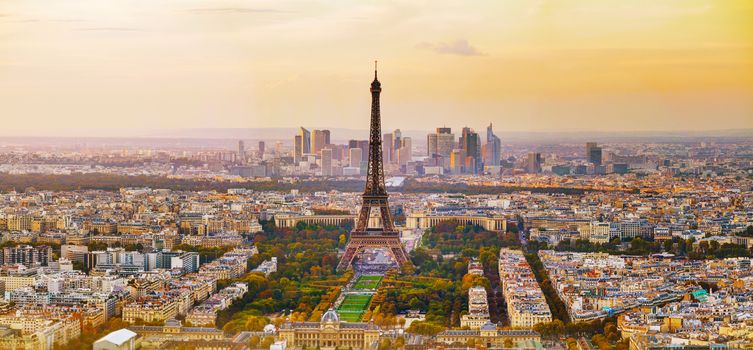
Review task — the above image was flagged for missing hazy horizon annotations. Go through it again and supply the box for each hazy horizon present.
[1,127,751,147]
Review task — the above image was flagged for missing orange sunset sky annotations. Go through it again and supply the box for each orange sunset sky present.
[1,0,752,134]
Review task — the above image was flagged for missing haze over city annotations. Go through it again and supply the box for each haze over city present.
[2,0,752,136]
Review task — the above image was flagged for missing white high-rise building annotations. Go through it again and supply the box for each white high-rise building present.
[321,149,333,176]
[397,137,412,165]
[483,123,501,167]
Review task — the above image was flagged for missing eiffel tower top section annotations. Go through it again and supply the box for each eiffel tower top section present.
[364,60,388,198]
[370,61,381,93]
[355,61,395,232]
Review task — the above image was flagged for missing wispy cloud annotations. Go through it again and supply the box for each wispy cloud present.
[187,7,289,14]
[416,39,485,56]
[78,27,145,32]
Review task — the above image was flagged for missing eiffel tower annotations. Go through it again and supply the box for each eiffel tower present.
[336,62,409,272]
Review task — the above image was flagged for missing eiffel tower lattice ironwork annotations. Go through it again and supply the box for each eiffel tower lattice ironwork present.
[336,62,409,272]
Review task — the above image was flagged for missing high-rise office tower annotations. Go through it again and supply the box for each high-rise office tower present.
[358,140,369,161]
[586,142,602,165]
[427,133,437,157]
[428,127,456,170]
[397,137,412,165]
[325,144,343,161]
[428,127,456,171]
[349,148,363,168]
[258,141,265,158]
[461,127,481,173]
[427,127,455,156]
[299,127,311,154]
[382,133,393,163]
[586,142,596,155]
[312,129,331,154]
[450,149,463,174]
[321,148,333,176]
[238,140,246,164]
[437,130,455,155]
[484,123,501,167]
[349,139,369,162]
[527,152,542,173]
[392,129,402,163]
[238,140,245,164]
[294,135,303,163]
[275,141,282,155]
[458,127,468,155]
[464,156,476,174]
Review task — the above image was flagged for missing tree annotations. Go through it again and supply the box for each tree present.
[249,335,261,348]
[398,317,406,329]
[663,239,673,253]
[406,321,446,336]
[533,320,565,338]
[261,336,275,349]
[504,338,514,348]
[394,336,406,347]
[461,274,490,292]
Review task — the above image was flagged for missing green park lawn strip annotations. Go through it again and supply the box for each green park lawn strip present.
[336,294,373,322]
[353,275,383,289]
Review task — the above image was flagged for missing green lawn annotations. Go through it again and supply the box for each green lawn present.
[337,294,372,322]
[353,275,383,289]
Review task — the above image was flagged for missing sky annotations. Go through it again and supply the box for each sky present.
[1,0,752,136]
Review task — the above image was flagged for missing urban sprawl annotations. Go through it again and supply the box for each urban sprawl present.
[1,112,753,350]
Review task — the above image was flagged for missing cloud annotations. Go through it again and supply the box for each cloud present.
[416,39,485,56]
[187,7,289,14]
[78,27,145,32]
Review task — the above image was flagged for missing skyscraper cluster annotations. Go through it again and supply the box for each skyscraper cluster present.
[291,127,373,176]
[294,127,311,164]
[286,122,505,177]
[426,123,501,175]
[382,129,412,166]
[586,142,603,166]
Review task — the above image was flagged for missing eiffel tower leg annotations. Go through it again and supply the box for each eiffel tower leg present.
[379,205,394,231]
[389,244,409,266]
[337,242,359,272]
[356,206,370,232]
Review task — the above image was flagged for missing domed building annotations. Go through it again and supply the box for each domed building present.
[321,309,340,324]
[278,308,380,350]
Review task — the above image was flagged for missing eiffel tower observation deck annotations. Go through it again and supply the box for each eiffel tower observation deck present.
[336,62,410,272]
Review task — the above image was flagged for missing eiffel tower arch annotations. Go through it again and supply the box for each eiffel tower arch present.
[336,63,410,272]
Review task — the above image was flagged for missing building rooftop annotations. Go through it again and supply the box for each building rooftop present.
[95,328,137,346]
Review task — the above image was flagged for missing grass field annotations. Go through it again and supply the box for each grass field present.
[337,294,372,322]
[353,275,383,289]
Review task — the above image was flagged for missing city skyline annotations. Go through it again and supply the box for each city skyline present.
[1,0,752,135]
